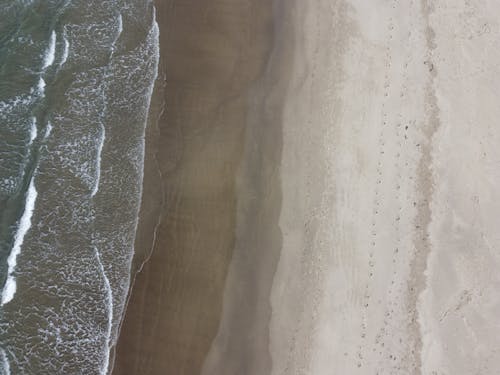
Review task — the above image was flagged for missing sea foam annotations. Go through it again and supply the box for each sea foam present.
[91,126,105,197]
[44,121,53,138]
[94,248,113,375]
[91,12,122,198]
[0,2,160,373]
[1,178,38,305]
[116,14,123,38]
[0,349,10,375]
[37,78,46,94]
[42,31,56,69]
[60,32,69,67]
[29,117,37,144]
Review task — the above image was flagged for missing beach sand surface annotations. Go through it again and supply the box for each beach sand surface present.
[114,0,500,374]
[112,0,275,374]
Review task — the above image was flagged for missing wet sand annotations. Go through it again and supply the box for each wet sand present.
[113,0,500,374]
[111,0,279,374]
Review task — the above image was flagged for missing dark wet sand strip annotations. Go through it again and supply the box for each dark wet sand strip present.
[111,1,284,374]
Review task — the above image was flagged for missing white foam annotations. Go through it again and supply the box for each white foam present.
[91,126,105,197]
[37,78,46,94]
[117,14,123,37]
[60,32,69,67]
[0,95,33,113]
[44,121,53,138]
[94,248,113,375]
[0,348,10,375]
[1,278,16,308]
[29,117,37,144]
[110,14,123,55]
[42,31,56,69]
[1,178,38,305]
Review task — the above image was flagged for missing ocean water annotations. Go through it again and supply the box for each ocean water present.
[0,0,159,373]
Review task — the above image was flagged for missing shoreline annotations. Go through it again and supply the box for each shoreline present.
[107,7,166,372]
[108,38,166,375]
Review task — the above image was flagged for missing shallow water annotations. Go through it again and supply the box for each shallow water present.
[0,0,159,373]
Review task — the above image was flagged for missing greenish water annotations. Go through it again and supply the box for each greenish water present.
[0,0,159,373]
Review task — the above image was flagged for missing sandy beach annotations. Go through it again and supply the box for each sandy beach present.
[112,0,277,374]
[113,0,500,374]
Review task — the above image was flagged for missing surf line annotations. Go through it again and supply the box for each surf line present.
[36,30,57,98]
[1,178,38,305]
[42,31,56,69]
[0,30,54,306]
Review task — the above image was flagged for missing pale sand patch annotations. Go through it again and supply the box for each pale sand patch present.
[270,0,429,372]
[419,1,500,374]
[268,0,500,374]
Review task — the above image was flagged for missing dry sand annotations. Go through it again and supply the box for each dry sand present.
[114,0,500,374]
